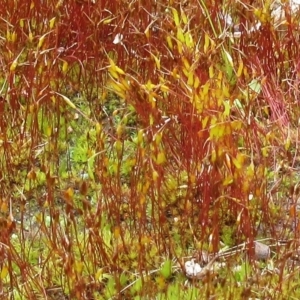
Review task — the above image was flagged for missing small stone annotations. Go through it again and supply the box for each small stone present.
[184,259,202,277]
[254,241,270,260]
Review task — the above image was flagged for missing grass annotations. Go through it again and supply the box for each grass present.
[1,0,300,299]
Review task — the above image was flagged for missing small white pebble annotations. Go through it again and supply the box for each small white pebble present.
[185,259,202,277]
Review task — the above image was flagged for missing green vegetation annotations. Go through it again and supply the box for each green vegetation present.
[1,0,300,299]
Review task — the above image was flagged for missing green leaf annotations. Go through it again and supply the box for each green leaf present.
[222,49,233,80]
[223,48,233,68]
[131,278,143,295]
[223,100,231,117]
[210,124,225,140]
[248,79,261,94]
[157,152,166,165]
[120,272,128,287]
[160,259,172,279]
[223,175,233,186]
[171,8,180,26]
